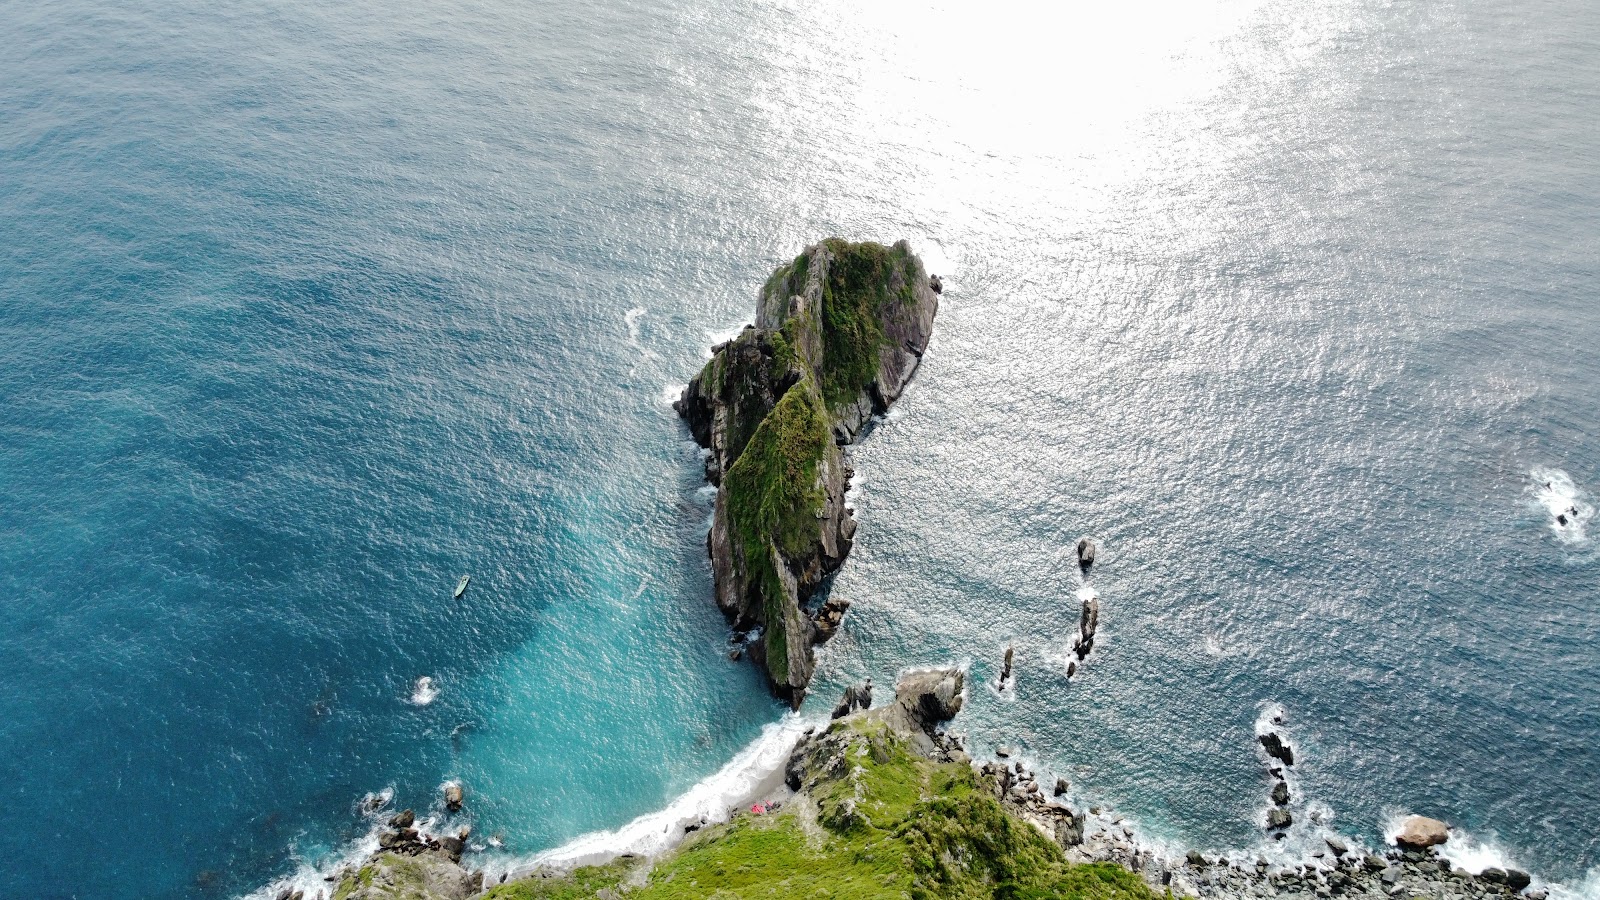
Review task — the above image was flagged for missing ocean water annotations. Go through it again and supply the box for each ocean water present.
[2,0,1597,898]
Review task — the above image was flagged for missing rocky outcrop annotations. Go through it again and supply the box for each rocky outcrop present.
[329,850,479,900]
[676,239,939,704]
[327,814,481,900]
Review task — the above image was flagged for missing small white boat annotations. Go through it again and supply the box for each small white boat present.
[453,575,470,599]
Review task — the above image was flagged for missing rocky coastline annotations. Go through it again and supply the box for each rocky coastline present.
[674,238,940,705]
[292,666,1550,900]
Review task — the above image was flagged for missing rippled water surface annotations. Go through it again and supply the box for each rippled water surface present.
[2,1,1597,897]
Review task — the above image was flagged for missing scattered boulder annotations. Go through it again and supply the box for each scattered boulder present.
[1271,781,1290,806]
[1325,835,1349,856]
[1506,869,1532,891]
[389,809,415,829]
[1053,777,1069,796]
[814,596,851,640]
[1267,808,1293,830]
[1394,815,1449,850]
[929,274,943,294]
[1077,537,1097,570]
[443,783,464,812]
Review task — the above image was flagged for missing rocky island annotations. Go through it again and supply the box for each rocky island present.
[675,238,940,704]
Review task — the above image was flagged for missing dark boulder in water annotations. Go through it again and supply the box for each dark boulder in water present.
[1260,731,1294,766]
[389,809,415,829]
[1267,808,1292,830]
[1077,537,1096,570]
[1506,869,1533,891]
[1271,780,1290,806]
[443,782,464,812]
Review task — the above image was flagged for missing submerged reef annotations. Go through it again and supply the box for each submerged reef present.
[675,239,941,704]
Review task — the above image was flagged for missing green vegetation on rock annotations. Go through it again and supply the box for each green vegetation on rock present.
[721,377,834,681]
[815,239,918,408]
[487,720,1160,900]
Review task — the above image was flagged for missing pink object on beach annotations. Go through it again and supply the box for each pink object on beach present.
[750,803,766,814]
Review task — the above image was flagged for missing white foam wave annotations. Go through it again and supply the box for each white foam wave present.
[1549,868,1600,900]
[703,321,751,357]
[409,676,439,706]
[1530,467,1593,544]
[659,381,685,406]
[478,713,814,881]
[1439,830,1515,875]
[624,307,647,343]
[240,788,408,900]
[1202,633,1246,658]
[1254,701,1287,737]
[916,240,955,282]
[1379,813,1513,875]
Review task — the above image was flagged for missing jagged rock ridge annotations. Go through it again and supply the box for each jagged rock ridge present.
[675,239,939,704]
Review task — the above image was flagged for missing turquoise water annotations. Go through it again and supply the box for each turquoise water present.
[2,0,1597,898]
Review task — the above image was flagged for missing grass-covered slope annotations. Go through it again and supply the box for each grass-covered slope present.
[485,719,1158,900]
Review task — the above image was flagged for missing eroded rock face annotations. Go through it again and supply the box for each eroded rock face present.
[676,240,939,704]
[1395,814,1450,849]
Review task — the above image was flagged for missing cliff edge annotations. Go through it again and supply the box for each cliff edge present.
[675,238,940,704]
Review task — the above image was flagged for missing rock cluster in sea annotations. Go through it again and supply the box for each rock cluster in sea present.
[966,731,1540,900]
[675,238,940,704]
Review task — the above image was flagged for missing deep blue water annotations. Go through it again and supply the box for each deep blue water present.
[2,0,1597,898]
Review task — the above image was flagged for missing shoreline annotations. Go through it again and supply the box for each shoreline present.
[246,674,1594,900]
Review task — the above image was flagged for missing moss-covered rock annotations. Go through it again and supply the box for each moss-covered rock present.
[676,239,939,702]
[329,850,478,900]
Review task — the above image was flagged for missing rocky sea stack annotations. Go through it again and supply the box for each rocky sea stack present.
[675,239,940,704]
